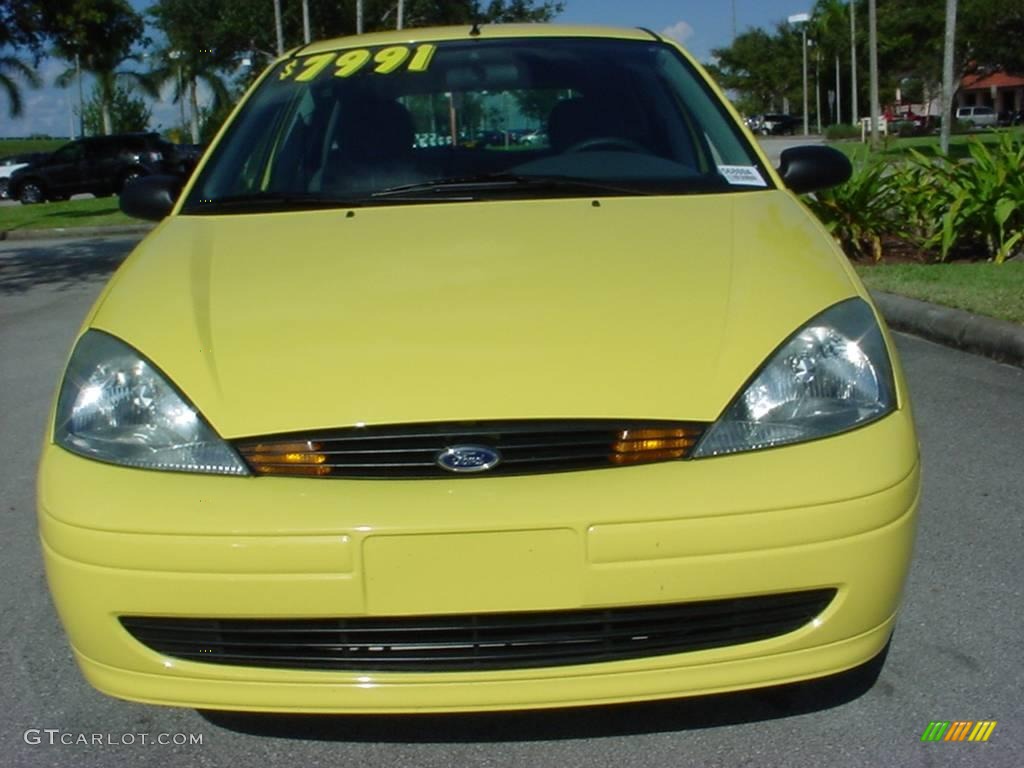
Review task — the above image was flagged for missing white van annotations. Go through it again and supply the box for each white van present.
[955,106,997,128]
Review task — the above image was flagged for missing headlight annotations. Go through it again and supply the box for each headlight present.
[692,298,895,458]
[54,330,249,475]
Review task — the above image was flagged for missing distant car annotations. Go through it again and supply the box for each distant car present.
[474,129,507,147]
[171,143,204,175]
[748,114,800,136]
[997,109,1024,127]
[0,152,48,199]
[955,106,997,129]
[9,133,188,204]
[519,127,548,146]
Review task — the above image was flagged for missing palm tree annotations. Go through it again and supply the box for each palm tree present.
[811,0,850,125]
[150,47,231,143]
[0,53,41,117]
[940,0,958,155]
[50,1,156,135]
[55,55,158,135]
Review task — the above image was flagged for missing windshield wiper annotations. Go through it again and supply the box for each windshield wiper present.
[371,173,655,199]
[183,192,372,214]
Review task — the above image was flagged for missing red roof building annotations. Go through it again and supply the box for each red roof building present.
[960,71,1024,114]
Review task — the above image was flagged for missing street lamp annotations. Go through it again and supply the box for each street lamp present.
[789,12,811,136]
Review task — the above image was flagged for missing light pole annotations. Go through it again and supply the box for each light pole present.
[850,0,858,124]
[789,13,811,136]
[868,0,880,149]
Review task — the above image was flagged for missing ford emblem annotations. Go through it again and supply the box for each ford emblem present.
[436,445,501,473]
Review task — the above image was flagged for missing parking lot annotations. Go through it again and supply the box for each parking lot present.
[1,234,1022,767]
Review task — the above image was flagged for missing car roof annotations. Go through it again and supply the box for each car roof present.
[297,24,660,57]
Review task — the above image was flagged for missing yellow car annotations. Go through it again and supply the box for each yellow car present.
[38,24,919,713]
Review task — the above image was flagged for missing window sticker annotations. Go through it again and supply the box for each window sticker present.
[717,165,768,187]
[278,44,437,82]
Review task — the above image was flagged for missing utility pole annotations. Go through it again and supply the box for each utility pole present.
[940,0,958,155]
[357,0,364,34]
[302,0,311,44]
[398,0,404,30]
[731,0,737,40]
[868,0,880,148]
[850,0,858,124]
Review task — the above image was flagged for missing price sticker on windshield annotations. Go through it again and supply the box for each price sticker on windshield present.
[279,44,437,82]
[717,165,768,187]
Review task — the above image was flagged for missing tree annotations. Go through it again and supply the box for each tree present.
[940,0,958,155]
[960,0,1024,73]
[0,54,41,117]
[148,0,236,142]
[711,24,802,115]
[49,0,157,135]
[82,82,151,134]
[184,0,564,73]
[810,0,850,124]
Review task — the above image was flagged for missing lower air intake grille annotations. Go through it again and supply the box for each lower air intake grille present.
[120,589,835,672]
[233,419,707,478]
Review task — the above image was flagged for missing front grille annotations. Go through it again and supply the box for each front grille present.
[233,419,707,478]
[120,589,835,672]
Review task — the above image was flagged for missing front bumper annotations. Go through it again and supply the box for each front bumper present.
[38,409,919,713]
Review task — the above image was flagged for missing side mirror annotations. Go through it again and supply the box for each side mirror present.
[119,174,183,221]
[777,145,852,194]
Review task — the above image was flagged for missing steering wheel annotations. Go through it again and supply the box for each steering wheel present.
[563,136,650,154]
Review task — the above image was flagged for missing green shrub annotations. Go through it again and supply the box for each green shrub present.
[894,120,916,138]
[824,124,862,140]
[803,161,898,261]
[806,132,1024,264]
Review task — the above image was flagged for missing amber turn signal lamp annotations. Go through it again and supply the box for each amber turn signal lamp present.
[238,441,331,476]
[610,427,700,465]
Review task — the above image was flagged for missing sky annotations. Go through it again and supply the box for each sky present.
[0,1,811,139]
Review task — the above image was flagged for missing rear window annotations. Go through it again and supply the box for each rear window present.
[184,36,771,214]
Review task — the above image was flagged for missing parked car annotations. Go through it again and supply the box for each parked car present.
[518,127,548,146]
[955,106,997,128]
[997,109,1024,127]
[0,152,48,199]
[9,133,187,204]
[747,113,800,135]
[41,25,918,714]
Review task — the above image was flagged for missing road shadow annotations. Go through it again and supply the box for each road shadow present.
[200,653,887,743]
[0,236,137,294]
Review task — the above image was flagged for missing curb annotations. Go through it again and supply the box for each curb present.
[872,290,1024,368]
[0,224,154,241]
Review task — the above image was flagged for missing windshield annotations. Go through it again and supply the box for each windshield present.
[182,35,771,213]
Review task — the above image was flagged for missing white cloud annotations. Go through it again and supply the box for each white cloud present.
[660,20,695,45]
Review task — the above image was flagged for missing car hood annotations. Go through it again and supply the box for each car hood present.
[89,192,861,438]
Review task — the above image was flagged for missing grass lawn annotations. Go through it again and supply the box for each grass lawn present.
[0,196,135,231]
[0,138,66,158]
[856,262,1024,325]
[829,126,1024,165]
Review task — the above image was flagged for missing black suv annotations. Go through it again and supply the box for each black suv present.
[9,133,188,204]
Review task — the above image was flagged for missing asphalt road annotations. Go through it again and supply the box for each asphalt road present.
[1,235,1022,768]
